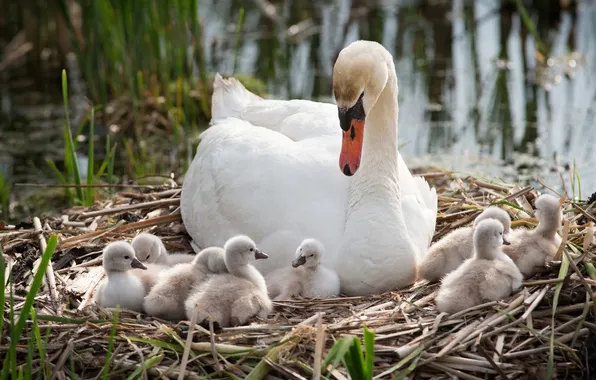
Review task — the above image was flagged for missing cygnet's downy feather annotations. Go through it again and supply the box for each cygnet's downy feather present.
[265,238,340,300]
[185,235,272,327]
[93,241,148,312]
[502,194,563,278]
[143,246,227,320]
[435,219,523,314]
[132,232,196,266]
[419,207,512,282]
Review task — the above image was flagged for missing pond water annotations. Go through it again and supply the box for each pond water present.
[1,0,595,221]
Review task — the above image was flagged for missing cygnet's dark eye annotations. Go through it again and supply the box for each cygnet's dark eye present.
[146,255,150,259]
[249,248,254,252]
[124,255,130,259]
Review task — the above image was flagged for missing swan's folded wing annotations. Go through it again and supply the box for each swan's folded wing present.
[397,154,438,258]
[211,73,338,140]
[182,120,349,258]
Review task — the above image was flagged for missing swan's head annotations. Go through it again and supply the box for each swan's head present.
[473,207,512,235]
[194,246,228,273]
[292,238,325,269]
[131,233,166,264]
[102,241,147,273]
[534,193,563,224]
[333,40,393,176]
[223,235,268,268]
[473,219,509,260]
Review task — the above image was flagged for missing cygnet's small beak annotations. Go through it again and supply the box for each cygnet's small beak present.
[254,249,269,260]
[502,237,511,246]
[292,255,307,268]
[130,258,147,270]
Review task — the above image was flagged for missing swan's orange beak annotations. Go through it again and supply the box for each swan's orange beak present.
[338,94,366,176]
[339,120,364,176]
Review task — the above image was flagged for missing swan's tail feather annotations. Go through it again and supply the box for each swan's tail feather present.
[413,176,438,213]
[413,176,439,248]
[211,73,263,120]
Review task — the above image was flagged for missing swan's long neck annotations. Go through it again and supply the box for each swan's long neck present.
[348,67,400,212]
[337,64,418,296]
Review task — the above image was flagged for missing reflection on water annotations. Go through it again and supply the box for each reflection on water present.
[202,0,596,196]
[1,0,595,220]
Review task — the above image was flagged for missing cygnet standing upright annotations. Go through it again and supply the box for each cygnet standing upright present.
[435,219,523,314]
[419,207,512,282]
[93,241,148,312]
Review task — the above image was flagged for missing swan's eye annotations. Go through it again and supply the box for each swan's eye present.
[146,255,150,259]
[124,255,130,260]
[249,248,254,252]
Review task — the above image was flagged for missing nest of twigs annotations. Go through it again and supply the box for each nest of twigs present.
[1,170,596,379]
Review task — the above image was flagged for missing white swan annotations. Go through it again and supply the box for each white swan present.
[181,40,438,295]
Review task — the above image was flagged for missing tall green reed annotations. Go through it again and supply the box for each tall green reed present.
[0,235,58,380]
[47,70,117,207]
[59,0,209,112]
[322,324,376,379]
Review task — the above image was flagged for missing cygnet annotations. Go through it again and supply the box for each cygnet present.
[185,235,272,327]
[502,193,563,278]
[132,232,195,265]
[143,246,228,320]
[93,241,148,312]
[435,219,523,314]
[265,238,340,300]
[419,206,512,282]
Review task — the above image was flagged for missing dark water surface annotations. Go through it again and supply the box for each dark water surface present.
[1,0,595,221]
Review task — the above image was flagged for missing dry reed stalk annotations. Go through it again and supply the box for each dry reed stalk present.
[1,172,594,378]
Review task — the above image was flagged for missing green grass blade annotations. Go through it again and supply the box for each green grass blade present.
[343,337,366,379]
[62,70,84,202]
[25,315,35,379]
[125,353,163,380]
[363,325,375,379]
[393,353,422,380]
[373,345,425,379]
[107,140,117,197]
[0,250,5,340]
[126,336,182,352]
[1,235,57,380]
[68,354,76,380]
[4,273,15,380]
[102,306,120,380]
[46,159,73,201]
[547,248,570,380]
[31,310,45,380]
[86,108,95,206]
[322,336,355,373]
[41,326,52,379]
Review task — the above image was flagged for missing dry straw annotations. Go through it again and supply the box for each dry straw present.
[1,170,595,379]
